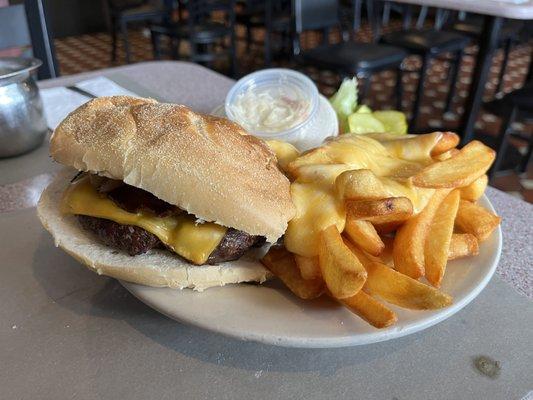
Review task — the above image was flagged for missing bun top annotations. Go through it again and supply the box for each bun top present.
[50,96,294,242]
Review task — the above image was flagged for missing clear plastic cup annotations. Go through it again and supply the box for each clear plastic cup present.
[224,69,338,150]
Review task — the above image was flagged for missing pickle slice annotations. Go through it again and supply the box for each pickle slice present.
[347,113,386,134]
[372,110,408,134]
[355,104,372,114]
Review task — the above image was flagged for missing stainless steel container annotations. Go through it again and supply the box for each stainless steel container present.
[0,58,48,158]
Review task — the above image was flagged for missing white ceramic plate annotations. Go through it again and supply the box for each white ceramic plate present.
[121,195,502,348]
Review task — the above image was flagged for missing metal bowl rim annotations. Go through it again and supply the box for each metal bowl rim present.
[0,57,42,80]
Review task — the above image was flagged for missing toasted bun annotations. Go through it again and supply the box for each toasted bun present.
[50,96,294,242]
[38,169,272,291]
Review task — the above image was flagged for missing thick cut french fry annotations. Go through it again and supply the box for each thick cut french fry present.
[393,189,450,279]
[292,164,352,185]
[424,190,461,287]
[433,148,460,162]
[318,225,367,299]
[379,236,395,266]
[345,197,413,225]
[455,199,501,241]
[412,140,495,188]
[335,169,389,200]
[262,248,324,300]
[460,174,488,202]
[266,140,300,172]
[346,241,452,309]
[448,233,479,260]
[364,262,453,310]
[340,290,397,328]
[430,132,460,156]
[344,218,385,256]
[294,255,322,280]
[373,220,405,234]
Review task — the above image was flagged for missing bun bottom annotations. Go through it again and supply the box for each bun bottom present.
[37,169,271,291]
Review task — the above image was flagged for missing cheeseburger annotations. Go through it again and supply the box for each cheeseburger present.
[38,96,295,290]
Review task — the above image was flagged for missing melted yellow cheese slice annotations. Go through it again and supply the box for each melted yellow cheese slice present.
[61,178,227,265]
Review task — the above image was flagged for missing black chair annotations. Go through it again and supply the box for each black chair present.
[293,0,407,104]
[150,0,237,76]
[448,14,524,96]
[379,5,470,131]
[0,1,59,79]
[107,0,167,64]
[235,0,292,66]
[483,83,533,180]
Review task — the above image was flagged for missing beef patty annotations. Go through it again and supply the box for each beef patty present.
[75,177,265,264]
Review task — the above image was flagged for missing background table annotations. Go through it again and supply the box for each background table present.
[0,62,531,400]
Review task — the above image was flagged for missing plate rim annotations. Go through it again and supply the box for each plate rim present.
[121,195,502,348]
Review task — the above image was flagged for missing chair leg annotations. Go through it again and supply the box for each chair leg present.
[245,24,252,51]
[495,38,512,96]
[170,38,179,59]
[230,28,238,78]
[489,106,517,180]
[445,49,463,113]
[111,17,118,62]
[359,73,372,104]
[264,29,271,67]
[382,2,391,26]
[518,131,532,173]
[120,19,131,64]
[410,54,430,132]
[151,31,162,60]
[395,67,403,110]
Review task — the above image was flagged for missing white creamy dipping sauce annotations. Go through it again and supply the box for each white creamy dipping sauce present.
[228,84,311,133]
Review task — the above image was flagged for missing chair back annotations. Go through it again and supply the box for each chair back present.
[0,3,58,79]
[293,0,339,34]
[380,2,450,31]
[106,0,148,12]
[187,0,235,24]
[349,0,383,42]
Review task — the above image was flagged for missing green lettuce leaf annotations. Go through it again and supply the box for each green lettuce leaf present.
[329,78,358,133]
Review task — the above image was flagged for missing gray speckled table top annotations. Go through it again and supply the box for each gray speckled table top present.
[0,62,531,400]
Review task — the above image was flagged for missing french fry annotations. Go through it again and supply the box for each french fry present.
[433,148,460,162]
[379,236,395,266]
[286,146,331,175]
[455,199,501,242]
[374,131,458,161]
[373,220,405,234]
[424,190,461,287]
[345,197,413,225]
[335,169,389,200]
[430,132,460,156]
[448,233,479,260]
[364,261,453,310]
[345,242,452,309]
[460,174,488,202]
[344,218,385,256]
[293,164,351,185]
[294,255,321,280]
[393,189,450,279]
[412,141,496,188]
[262,247,324,300]
[318,225,367,299]
[340,291,397,328]
[266,140,300,172]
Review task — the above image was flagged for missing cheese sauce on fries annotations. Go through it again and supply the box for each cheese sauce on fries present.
[272,133,445,258]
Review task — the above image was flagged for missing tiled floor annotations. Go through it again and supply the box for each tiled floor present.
[53,22,532,202]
